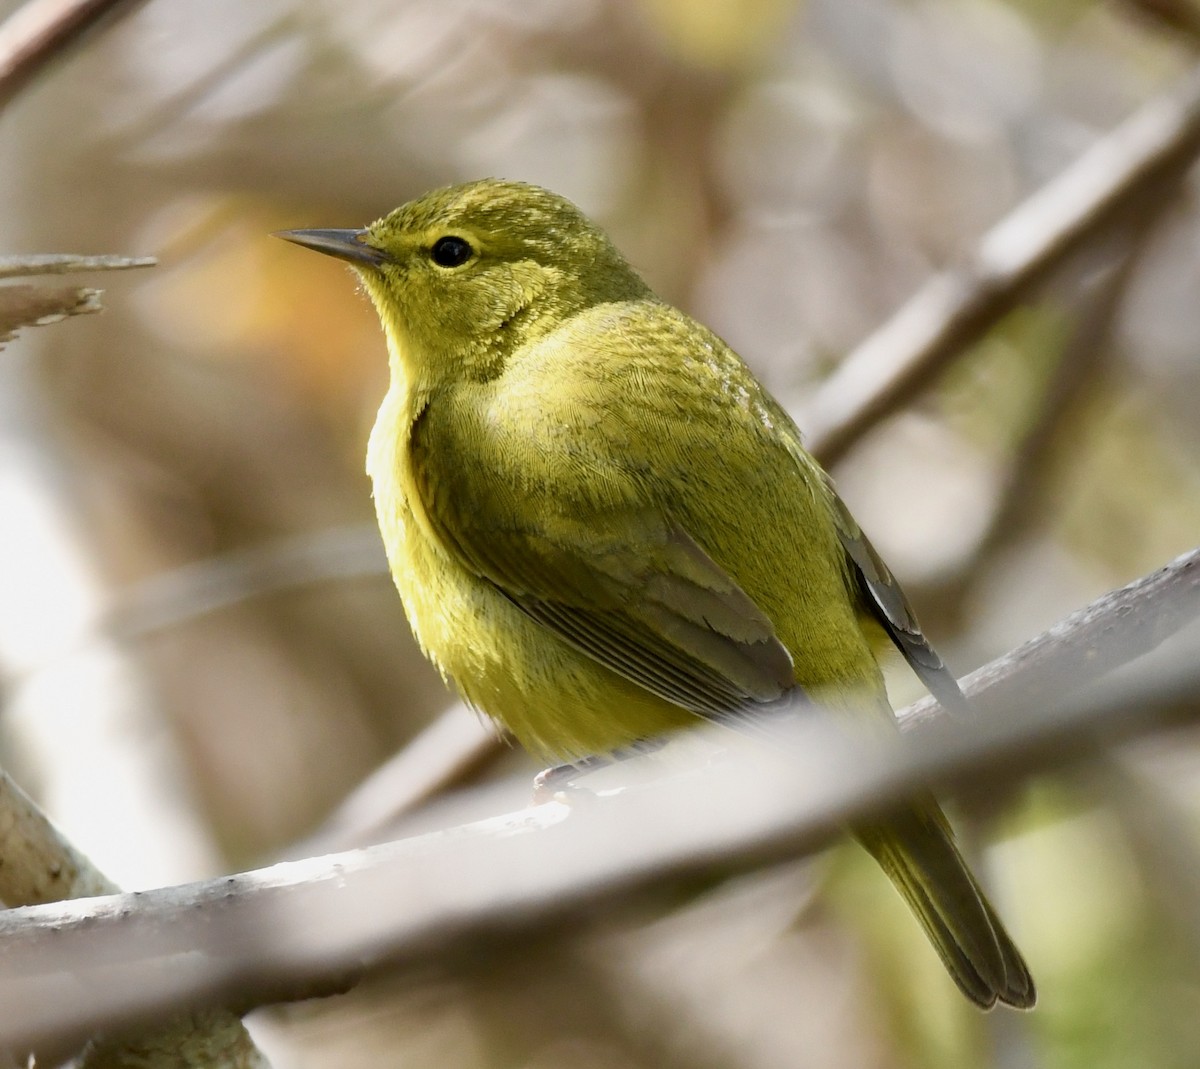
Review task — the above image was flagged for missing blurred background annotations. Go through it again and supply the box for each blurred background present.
[2,0,1200,1065]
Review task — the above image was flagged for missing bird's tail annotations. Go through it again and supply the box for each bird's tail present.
[856,804,1036,1009]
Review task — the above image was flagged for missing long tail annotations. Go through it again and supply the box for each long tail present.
[856,803,1036,1009]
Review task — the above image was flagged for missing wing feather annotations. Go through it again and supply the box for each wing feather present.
[827,490,967,714]
[411,406,796,721]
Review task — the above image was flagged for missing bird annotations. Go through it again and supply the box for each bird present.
[277,178,1035,1009]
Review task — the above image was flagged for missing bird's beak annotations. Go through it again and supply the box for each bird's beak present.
[273,228,388,267]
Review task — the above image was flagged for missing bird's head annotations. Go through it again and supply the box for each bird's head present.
[278,179,650,385]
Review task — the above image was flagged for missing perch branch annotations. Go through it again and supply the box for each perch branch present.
[0,547,1197,1057]
[902,546,1200,729]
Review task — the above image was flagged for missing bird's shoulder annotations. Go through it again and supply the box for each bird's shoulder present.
[413,296,829,533]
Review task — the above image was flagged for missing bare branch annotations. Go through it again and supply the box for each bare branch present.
[903,546,1200,730]
[0,283,101,345]
[804,63,1200,464]
[0,766,270,1067]
[0,546,1197,1057]
[924,204,1174,604]
[0,0,151,113]
[0,253,156,279]
[0,769,116,904]
[0,257,154,347]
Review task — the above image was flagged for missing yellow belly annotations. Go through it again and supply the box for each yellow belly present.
[368,387,691,758]
[366,379,885,760]
[381,491,694,758]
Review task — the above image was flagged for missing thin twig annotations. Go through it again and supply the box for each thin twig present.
[104,524,388,641]
[0,0,150,112]
[0,546,1197,1055]
[803,62,1200,464]
[0,253,156,279]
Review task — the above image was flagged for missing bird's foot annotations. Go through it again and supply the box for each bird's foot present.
[531,755,611,805]
[530,737,670,804]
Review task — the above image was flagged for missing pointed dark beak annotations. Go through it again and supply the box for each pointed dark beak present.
[273,228,388,267]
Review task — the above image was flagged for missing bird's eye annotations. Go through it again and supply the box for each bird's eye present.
[430,235,473,268]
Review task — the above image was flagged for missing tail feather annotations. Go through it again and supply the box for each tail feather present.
[857,805,1035,1010]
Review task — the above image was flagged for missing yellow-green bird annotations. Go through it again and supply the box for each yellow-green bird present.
[279,179,1034,1009]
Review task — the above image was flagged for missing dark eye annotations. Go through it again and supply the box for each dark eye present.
[430,235,473,268]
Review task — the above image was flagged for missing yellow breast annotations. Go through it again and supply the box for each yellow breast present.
[366,383,692,759]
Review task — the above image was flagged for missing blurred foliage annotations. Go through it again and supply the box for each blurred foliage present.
[3,0,1200,1065]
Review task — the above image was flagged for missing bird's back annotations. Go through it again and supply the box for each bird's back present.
[495,298,889,707]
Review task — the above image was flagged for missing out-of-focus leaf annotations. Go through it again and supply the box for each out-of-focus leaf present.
[635,0,799,68]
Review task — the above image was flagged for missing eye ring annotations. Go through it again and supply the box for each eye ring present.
[430,235,474,268]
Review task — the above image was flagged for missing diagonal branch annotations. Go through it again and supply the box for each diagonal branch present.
[0,546,1197,1058]
[0,0,150,113]
[0,768,270,1068]
[803,63,1200,464]
[902,546,1200,729]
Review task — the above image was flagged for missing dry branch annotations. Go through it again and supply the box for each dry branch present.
[803,62,1200,464]
[0,254,155,347]
[0,253,156,278]
[0,768,269,1068]
[0,283,100,345]
[0,0,150,112]
[902,546,1200,729]
[1,546,1197,1058]
[0,770,114,904]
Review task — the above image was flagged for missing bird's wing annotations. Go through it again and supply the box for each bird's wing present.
[409,406,796,721]
[826,489,967,713]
